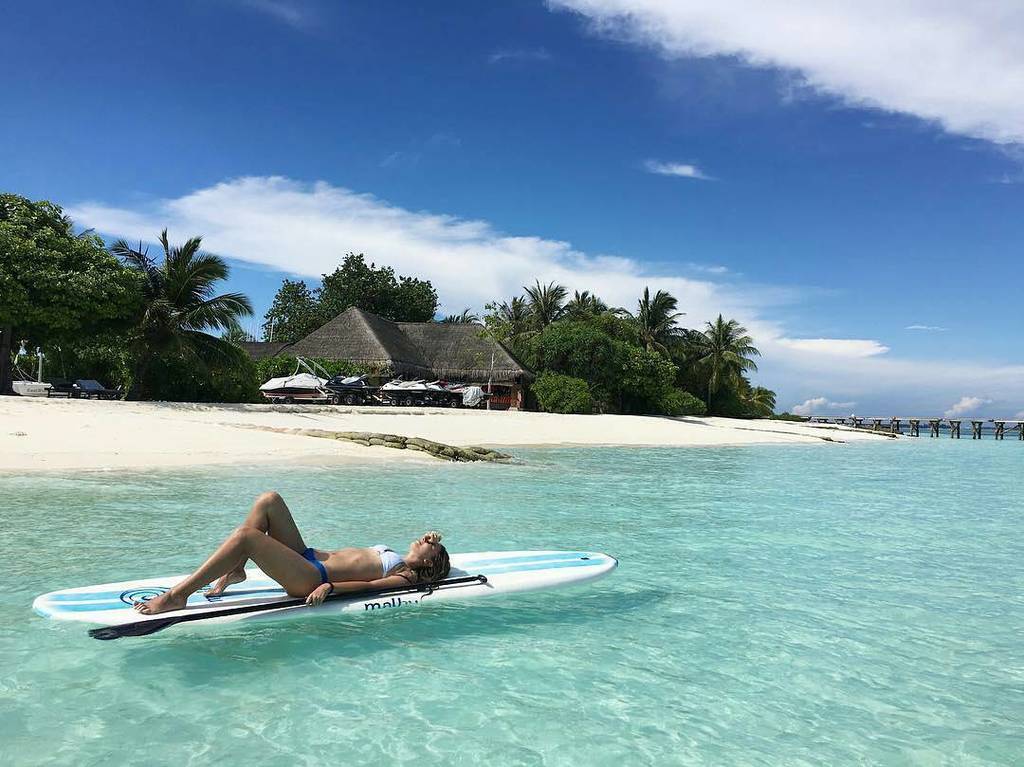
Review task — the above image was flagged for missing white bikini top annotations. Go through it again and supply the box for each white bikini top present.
[371,544,404,576]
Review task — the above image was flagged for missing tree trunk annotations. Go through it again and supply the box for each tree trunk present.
[0,326,14,395]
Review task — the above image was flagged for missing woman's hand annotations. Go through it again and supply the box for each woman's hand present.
[305,583,332,606]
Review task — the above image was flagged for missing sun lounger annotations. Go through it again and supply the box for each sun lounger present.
[47,379,77,398]
[74,379,123,400]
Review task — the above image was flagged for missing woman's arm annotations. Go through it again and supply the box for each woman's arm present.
[305,575,411,606]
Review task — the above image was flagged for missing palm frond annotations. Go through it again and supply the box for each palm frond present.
[182,293,254,332]
[167,251,231,308]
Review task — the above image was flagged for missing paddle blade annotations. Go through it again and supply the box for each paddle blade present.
[89,617,176,640]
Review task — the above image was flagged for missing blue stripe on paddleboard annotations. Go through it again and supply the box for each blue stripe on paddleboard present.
[43,552,597,603]
[456,552,592,568]
[42,557,610,613]
[472,556,608,577]
[40,594,286,614]
[44,579,279,602]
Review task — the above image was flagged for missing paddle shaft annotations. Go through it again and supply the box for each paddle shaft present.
[88,574,489,640]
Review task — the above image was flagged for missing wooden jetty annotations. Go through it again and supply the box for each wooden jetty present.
[805,415,1023,440]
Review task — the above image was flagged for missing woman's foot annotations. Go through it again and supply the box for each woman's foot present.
[206,569,247,597]
[133,589,188,615]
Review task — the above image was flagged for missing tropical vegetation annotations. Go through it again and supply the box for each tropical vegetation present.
[110,230,253,400]
[263,253,437,341]
[0,194,139,394]
[3,193,776,415]
[484,280,770,417]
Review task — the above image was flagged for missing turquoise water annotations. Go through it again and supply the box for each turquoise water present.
[2,442,1022,765]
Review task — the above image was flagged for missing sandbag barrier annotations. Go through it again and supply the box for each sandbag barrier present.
[242,425,511,462]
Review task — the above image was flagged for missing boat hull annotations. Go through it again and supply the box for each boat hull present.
[12,381,52,397]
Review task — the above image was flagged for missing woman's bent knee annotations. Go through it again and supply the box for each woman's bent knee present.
[255,490,283,506]
[231,527,262,548]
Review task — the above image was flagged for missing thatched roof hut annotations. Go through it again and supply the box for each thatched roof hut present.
[252,307,534,385]
[238,341,295,360]
[286,307,433,377]
[399,321,533,383]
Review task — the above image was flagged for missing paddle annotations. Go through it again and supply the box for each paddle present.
[88,574,489,640]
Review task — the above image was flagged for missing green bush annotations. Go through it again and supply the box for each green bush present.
[659,390,707,416]
[618,345,679,414]
[42,335,134,390]
[528,320,622,395]
[136,352,261,403]
[773,412,806,422]
[532,372,594,414]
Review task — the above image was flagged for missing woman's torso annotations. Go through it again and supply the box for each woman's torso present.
[314,546,401,581]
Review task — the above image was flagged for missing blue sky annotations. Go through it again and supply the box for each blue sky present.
[2,1,1022,416]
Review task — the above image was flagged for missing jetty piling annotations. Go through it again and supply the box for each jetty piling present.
[805,415,1022,441]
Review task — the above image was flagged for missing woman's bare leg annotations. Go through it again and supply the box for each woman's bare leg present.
[207,491,308,595]
[135,528,322,614]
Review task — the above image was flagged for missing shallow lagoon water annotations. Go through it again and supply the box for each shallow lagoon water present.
[2,441,1022,765]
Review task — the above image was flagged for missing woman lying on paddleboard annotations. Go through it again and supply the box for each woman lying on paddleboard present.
[134,491,450,615]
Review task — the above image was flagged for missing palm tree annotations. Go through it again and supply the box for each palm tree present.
[687,315,760,409]
[746,385,776,417]
[624,287,683,355]
[496,296,529,330]
[564,290,608,319]
[524,280,567,329]
[484,295,532,353]
[439,309,480,324]
[220,321,254,345]
[111,230,253,399]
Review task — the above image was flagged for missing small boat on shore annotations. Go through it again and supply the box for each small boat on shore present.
[259,358,330,404]
[12,380,52,397]
[380,379,464,407]
[12,343,52,397]
[324,374,378,405]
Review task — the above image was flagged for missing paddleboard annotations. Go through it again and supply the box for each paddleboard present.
[33,550,617,635]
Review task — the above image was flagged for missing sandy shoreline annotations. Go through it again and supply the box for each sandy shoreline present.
[0,397,889,473]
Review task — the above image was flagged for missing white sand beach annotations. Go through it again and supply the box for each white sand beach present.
[0,397,889,473]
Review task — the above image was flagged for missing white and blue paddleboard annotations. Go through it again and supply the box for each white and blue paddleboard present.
[33,551,617,637]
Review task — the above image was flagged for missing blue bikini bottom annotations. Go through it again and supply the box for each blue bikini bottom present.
[302,548,330,584]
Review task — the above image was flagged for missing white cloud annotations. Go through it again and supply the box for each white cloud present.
[945,396,992,417]
[68,176,1024,413]
[644,160,711,180]
[241,0,312,30]
[488,48,553,64]
[379,151,409,168]
[791,396,857,416]
[685,262,729,275]
[549,0,1024,144]
[775,338,889,358]
[905,324,947,331]
[68,176,769,322]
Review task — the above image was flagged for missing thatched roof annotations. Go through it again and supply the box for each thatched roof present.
[248,307,534,383]
[239,341,294,360]
[399,322,534,383]
[287,307,432,377]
